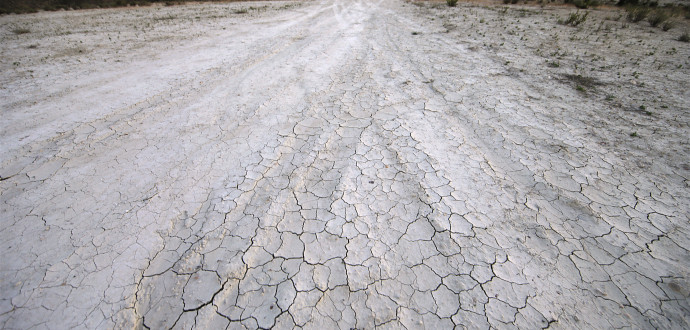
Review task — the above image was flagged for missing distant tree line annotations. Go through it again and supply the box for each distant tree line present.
[0,0,235,14]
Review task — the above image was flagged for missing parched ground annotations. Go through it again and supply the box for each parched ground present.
[0,0,688,328]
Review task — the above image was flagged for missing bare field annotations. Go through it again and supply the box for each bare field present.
[1,0,689,328]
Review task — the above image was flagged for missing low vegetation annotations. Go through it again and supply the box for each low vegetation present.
[1,0,156,14]
[647,10,669,27]
[626,6,649,22]
[0,0,254,14]
[11,28,31,34]
[559,11,588,26]
[661,21,673,31]
[567,0,600,9]
[679,32,690,42]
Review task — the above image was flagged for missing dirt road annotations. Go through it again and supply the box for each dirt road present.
[1,0,688,328]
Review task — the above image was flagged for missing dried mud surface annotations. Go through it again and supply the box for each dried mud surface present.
[1,0,689,328]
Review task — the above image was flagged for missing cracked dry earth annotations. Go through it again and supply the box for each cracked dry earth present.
[1,0,689,328]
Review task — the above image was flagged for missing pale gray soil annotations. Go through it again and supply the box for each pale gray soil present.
[1,0,689,328]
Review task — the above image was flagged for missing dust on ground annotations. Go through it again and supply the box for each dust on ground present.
[1,0,688,328]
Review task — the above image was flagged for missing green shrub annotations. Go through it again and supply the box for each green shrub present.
[447,0,458,7]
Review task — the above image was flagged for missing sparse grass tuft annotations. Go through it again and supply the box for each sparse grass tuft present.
[679,32,690,42]
[648,10,669,27]
[662,21,673,31]
[154,14,176,21]
[626,6,649,22]
[639,105,652,115]
[446,0,458,7]
[559,11,588,26]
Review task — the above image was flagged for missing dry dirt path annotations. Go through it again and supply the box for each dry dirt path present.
[1,0,688,328]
